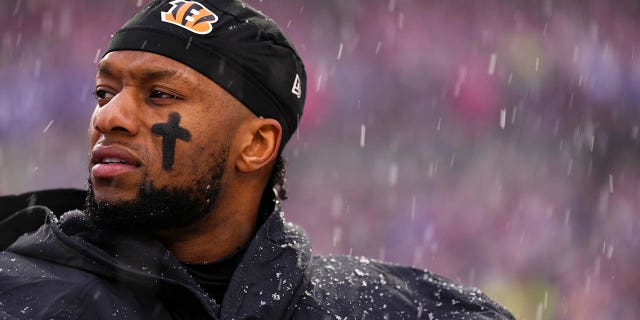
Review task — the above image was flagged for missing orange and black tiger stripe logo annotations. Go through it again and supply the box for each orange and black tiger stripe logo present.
[160,0,218,35]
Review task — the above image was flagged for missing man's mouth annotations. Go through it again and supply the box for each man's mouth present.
[101,157,129,164]
[90,145,142,179]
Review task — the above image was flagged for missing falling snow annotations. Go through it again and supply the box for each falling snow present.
[0,0,638,319]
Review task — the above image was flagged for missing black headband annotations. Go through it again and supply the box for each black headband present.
[105,0,306,147]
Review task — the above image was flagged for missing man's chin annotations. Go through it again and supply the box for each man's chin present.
[90,178,142,203]
[85,177,221,232]
[91,189,138,205]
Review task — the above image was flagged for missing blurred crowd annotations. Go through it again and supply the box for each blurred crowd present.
[1,0,639,319]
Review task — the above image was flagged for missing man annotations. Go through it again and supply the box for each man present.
[0,0,514,319]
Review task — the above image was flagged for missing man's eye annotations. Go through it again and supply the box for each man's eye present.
[94,89,115,100]
[149,89,179,100]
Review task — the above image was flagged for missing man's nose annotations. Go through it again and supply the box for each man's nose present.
[92,89,140,136]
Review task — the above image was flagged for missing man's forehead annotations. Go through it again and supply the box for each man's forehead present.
[96,51,198,84]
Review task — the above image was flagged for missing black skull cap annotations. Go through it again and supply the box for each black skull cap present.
[105,0,306,148]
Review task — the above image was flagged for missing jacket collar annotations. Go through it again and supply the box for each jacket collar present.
[8,206,220,317]
[7,206,312,319]
[221,211,312,319]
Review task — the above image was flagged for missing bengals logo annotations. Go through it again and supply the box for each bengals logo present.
[160,0,218,35]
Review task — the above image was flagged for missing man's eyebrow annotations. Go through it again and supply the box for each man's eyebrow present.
[139,70,179,82]
[96,65,194,85]
[96,65,115,78]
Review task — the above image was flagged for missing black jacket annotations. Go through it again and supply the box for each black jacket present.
[0,190,514,319]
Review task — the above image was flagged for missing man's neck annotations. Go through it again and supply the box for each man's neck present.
[153,207,258,263]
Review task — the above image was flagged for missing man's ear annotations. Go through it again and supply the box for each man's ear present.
[236,118,282,173]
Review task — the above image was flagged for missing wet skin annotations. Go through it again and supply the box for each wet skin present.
[88,50,282,263]
[89,50,242,205]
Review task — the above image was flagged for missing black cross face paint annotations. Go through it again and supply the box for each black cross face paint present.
[151,112,192,171]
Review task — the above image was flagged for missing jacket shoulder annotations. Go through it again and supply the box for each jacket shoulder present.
[298,255,514,320]
[0,188,87,219]
[0,251,168,319]
[0,189,87,250]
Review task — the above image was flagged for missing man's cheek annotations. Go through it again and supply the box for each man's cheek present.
[151,112,192,171]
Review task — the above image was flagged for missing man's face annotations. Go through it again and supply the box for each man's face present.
[87,50,243,230]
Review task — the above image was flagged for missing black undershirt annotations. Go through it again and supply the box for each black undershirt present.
[184,196,273,305]
[182,247,246,305]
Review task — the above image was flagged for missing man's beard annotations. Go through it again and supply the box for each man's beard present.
[85,146,228,232]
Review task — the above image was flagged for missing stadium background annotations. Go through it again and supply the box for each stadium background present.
[1,0,639,318]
